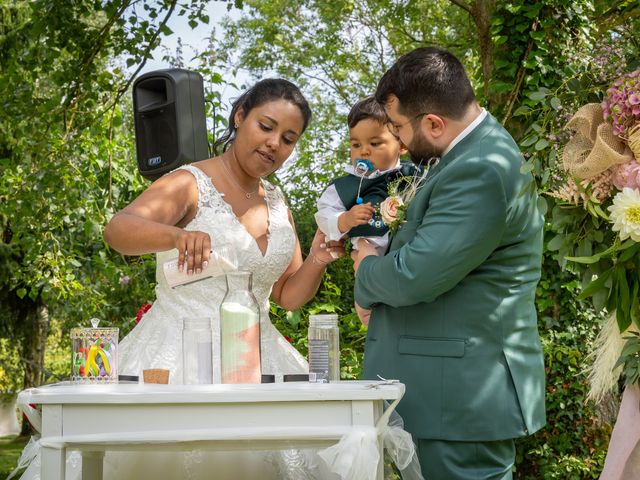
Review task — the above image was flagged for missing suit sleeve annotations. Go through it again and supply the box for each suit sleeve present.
[354,160,508,308]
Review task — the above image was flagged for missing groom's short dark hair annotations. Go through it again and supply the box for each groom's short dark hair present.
[375,47,476,121]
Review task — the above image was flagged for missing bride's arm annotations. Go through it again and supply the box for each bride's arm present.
[271,211,343,311]
[103,170,211,273]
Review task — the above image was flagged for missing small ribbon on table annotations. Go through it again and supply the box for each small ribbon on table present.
[317,382,424,480]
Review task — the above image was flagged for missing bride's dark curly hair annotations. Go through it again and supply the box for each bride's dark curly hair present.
[214,78,312,153]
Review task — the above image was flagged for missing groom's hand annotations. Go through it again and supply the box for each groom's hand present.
[355,302,371,326]
[351,238,378,273]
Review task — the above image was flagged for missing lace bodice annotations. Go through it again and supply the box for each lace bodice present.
[154,164,296,312]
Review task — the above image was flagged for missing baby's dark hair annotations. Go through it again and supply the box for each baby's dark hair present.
[347,95,389,129]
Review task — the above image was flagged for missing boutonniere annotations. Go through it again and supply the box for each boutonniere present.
[379,157,439,233]
[379,179,417,233]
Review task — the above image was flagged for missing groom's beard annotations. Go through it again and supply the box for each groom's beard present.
[408,130,442,166]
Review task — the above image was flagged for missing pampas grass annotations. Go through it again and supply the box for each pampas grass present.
[586,311,628,403]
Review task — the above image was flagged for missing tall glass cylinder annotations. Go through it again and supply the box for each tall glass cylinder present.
[219,271,261,383]
[182,317,213,384]
[308,314,340,383]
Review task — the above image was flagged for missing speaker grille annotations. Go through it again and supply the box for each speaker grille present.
[133,69,208,180]
[135,104,179,176]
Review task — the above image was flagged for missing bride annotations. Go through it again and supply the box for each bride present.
[105,78,344,386]
[17,78,344,480]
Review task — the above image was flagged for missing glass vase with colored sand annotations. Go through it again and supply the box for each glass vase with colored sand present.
[219,271,261,384]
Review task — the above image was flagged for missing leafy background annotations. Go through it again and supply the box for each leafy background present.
[1,0,639,477]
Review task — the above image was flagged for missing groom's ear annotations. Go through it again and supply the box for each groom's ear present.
[422,114,445,139]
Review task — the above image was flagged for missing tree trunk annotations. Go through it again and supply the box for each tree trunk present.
[470,0,496,105]
[19,302,49,436]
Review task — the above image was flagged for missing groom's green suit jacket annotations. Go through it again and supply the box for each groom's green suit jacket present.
[354,113,546,441]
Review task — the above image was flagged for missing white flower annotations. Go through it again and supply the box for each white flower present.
[608,187,640,241]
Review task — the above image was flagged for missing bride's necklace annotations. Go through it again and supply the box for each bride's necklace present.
[222,150,260,199]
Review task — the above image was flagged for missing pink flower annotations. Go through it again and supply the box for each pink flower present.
[603,68,640,138]
[611,161,640,190]
[379,196,404,224]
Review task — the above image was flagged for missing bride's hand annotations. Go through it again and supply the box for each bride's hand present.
[175,230,212,274]
[309,229,345,266]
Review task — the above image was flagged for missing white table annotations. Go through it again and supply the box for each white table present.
[18,381,405,480]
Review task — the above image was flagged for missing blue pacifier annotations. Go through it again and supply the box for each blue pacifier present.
[355,159,374,176]
[355,159,375,204]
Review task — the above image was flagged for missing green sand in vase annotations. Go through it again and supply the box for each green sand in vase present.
[220,302,261,383]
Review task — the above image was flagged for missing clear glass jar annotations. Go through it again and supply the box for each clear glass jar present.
[308,314,340,383]
[182,317,213,384]
[219,271,261,383]
[71,318,119,384]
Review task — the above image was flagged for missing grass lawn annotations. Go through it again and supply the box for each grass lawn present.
[0,435,29,478]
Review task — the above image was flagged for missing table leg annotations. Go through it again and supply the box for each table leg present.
[351,400,385,480]
[41,446,65,480]
[374,401,384,480]
[41,404,65,480]
[82,451,105,480]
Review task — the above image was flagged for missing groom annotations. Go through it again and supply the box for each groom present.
[352,47,546,479]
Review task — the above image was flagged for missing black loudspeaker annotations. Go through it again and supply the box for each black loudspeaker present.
[132,69,209,180]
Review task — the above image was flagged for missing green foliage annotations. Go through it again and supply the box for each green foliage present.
[0,339,22,394]
[489,0,595,123]
[515,255,609,478]
[517,28,640,392]
[0,436,30,479]
[0,0,218,390]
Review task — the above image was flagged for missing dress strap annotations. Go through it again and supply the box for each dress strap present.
[174,164,213,209]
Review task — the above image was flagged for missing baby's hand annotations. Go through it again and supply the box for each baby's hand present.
[338,203,376,233]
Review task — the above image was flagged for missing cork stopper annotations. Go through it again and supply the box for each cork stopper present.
[143,368,170,384]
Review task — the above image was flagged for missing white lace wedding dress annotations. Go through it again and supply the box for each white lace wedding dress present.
[16,164,336,480]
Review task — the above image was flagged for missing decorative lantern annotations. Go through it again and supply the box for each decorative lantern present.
[71,318,118,384]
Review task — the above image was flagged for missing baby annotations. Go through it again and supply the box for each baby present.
[315,96,420,324]
[315,95,419,256]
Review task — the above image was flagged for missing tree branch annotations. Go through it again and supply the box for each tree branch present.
[98,0,179,122]
[64,0,134,132]
[448,0,473,14]
[501,21,538,125]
